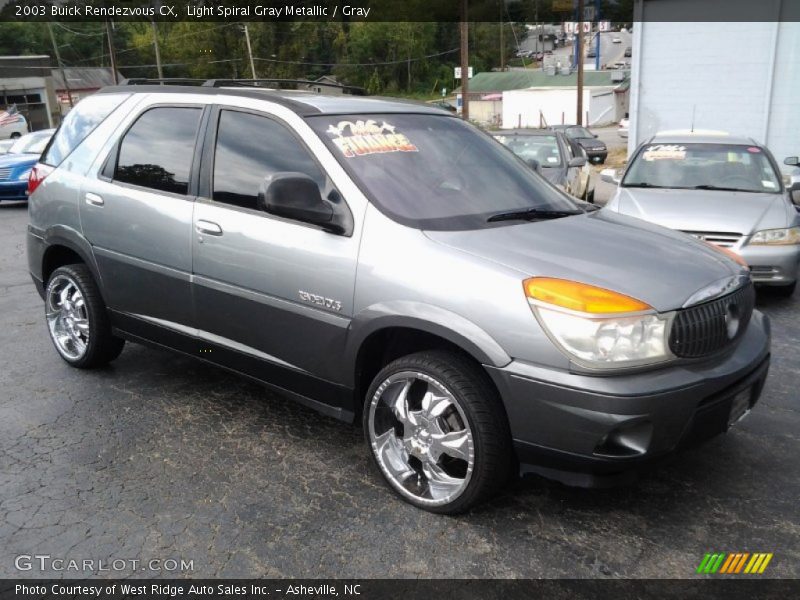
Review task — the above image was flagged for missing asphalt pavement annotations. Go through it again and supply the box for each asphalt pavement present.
[1,201,798,578]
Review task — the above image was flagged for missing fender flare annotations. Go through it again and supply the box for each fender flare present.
[344,301,512,388]
[41,225,102,285]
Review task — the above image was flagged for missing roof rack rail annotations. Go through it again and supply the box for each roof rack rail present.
[203,78,367,96]
[120,78,208,86]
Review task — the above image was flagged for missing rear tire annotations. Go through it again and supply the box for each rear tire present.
[45,264,125,368]
[10,132,21,139]
[363,350,513,514]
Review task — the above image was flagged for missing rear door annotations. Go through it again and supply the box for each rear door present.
[80,103,206,346]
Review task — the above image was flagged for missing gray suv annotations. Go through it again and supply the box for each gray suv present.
[27,82,770,513]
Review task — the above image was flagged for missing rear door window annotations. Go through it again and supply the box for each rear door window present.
[114,107,202,196]
[41,93,130,167]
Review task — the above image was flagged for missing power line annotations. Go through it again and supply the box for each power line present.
[252,48,459,67]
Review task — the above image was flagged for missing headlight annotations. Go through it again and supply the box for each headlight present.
[16,168,32,181]
[524,277,673,369]
[749,227,800,246]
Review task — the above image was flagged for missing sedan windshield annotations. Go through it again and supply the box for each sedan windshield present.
[565,126,593,139]
[309,115,576,230]
[623,143,781,193]
[494,134,562,168]
[9,131,52,155]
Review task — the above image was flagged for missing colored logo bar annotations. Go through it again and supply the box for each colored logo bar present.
[696,552,773,574]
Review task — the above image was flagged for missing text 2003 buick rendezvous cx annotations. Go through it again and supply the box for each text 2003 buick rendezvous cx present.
[27,81,770,513]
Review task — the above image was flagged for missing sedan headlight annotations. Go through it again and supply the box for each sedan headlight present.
[524,277,673,369]
[16,168,32,180]
[749,227,800,246]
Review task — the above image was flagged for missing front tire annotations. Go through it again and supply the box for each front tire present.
[45,264,125,368]
[363,350,513,514]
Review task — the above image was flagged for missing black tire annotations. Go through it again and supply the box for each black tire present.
[10,132,21,139]
[45,264,125,368]
[363,350,513,514]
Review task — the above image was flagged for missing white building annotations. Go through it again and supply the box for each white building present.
[629,5,800,174]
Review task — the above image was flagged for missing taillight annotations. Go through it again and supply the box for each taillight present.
[27,163,54,196]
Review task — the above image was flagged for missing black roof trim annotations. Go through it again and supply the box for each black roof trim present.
[97,84,322,115]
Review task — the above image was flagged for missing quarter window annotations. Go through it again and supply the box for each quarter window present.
[212,110,325,210]
[114,107,201,195]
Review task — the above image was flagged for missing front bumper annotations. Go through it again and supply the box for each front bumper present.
[740,244,800,285]
[585,149,608,163]
[0,179,28,201]
[485,310,771,486]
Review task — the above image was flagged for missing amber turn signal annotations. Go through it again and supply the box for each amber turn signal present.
[705,242,748,267]
[524,277,652,314]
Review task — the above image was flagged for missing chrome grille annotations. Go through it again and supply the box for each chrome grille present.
[0,168,12,181]
[682,231,743,248]
[669,283,755,358]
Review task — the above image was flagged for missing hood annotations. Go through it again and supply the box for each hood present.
[576,138,606,148]
[0,153,39,170]
[424,210,744,312]
[614,187,789,234]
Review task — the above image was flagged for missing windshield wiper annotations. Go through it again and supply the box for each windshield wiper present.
[692,184,753,192]
[622,183,668,189]
[487,208,583,223]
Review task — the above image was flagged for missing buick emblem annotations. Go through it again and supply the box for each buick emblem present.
[724,302,740,339]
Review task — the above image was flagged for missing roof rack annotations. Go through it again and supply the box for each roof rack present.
[120,78,208,86]
[118,77,366,96]
[203,79,367,96]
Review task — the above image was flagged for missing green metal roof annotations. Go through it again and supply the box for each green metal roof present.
[456,70,629,93]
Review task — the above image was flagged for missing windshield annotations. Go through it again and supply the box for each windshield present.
[309,114,576,230]
[493,134,563,168]
[9,131,52,155]
[623,142,781,193]
[565,127,593,139]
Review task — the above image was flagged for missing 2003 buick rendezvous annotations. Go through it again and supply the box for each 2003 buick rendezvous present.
[27,81,770,513]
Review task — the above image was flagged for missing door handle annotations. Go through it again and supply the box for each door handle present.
[85,192,104,206]
[196,220,223,236]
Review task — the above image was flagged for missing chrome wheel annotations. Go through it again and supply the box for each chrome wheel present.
[46,274,90,361]
[367,371,474,507]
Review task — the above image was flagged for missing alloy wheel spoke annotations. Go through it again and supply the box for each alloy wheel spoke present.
[73,319,89,334]
[421,391,452,420]
[373,429,415,482]
[429,430,471,462]
[391,379,416,428]
[421,461,465,500]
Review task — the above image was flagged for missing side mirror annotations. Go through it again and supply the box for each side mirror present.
[600,168,621,185]
[784,156,799,167]
[258,172,351,235]
[568,156,587,168]
[525,158,542,173]
[789,174,800,205]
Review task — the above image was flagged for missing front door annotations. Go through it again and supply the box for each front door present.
[191,108,360,412]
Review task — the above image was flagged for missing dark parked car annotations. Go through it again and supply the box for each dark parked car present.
[624,46,632,57]
[550,124,608,164]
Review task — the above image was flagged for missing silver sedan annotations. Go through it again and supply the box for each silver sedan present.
[602,132,800,296]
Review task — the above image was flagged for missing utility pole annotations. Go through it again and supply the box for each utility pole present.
[151,20,164,79]
[106,20,119,84]
[499,17,504,71]
[47,23,73,109]
[460,0,469,120]
[243,25,257,79]
[576,0,584,125]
